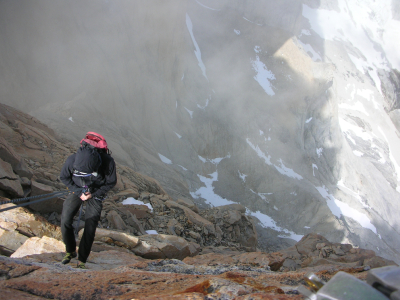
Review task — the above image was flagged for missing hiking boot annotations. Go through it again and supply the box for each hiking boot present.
[61,252,77,264]
[77,262,86,269]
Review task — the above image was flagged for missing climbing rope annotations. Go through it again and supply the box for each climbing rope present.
[0,190,72,213]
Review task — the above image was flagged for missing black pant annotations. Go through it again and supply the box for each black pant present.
[60,193,102,263]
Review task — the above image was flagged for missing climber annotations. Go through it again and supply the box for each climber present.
[59,132,117,269]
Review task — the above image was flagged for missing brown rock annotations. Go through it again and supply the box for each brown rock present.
[0,228,29,255]
[165,200,216,235]
[11,236,64,258]
[176,198,199,213]
[295,233,330,256]
[0,137,21,168]
[363,256,398,269]
[116,188,140,199]
[133,234,192,260]
[0,177,24,197]
[85,228,140,249]
[0,204,62,240]
[107,210,127,230]
[0,158,18,180]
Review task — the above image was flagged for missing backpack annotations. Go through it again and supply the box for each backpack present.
[80,131,110,154]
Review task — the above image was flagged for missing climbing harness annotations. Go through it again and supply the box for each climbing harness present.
[0,190,73,213]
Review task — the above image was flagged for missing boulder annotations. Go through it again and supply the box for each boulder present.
[295,233,330,256]
[11,236,64,258]
[0,228,29,255]
[363,256,398,269]
[85,250,146,270]
[84,228,140,249]
[164,200,216,235]
[199,204,257,250]
[0,158,23,197]
[13,159,33,179]
[0,137,21,168]
[107,210,128,231]
[0,178,24,198]
[132,234,192,260]
[116,188,140,199]
[0,204,62,240]
[176,198,199,213]
[0,158,18,180]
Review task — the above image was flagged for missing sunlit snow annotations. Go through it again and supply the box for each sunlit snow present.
[339,101,369,116]
[315,186,377,234]
[353,150,364,157]
[297,40,322,62]
[301,1,400,93]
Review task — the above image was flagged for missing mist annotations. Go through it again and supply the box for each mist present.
[1,0,400,263]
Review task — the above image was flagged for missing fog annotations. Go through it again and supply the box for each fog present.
[1,0,400,263]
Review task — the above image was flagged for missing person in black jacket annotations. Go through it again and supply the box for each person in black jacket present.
[60,137,116,269]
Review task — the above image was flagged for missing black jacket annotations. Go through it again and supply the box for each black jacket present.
[60,151,117,199]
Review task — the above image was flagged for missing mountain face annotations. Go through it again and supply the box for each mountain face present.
[1,0,400,264]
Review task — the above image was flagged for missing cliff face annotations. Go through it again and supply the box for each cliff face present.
[1,0,400,265]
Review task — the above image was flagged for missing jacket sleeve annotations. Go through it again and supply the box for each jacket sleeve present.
[91,156,117,198]
[60,154,83,193]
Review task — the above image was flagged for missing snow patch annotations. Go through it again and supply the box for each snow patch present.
[247,139,303,180]
[315,186,377,234]
[122,197,153,212]
[238,171,247,182]
[353,150,364,157]
[251,56,276,96]
[312,163,318,176]
[316,148,323,158]
[191,171,236,207]
[297,40,322,62]
[339,101,369,116]
[234,29,241,35]
[175,132,182,139]
[248,209,303,241]
[68,117,74,122]
[185,107,194,118]
[194,0,220,11]
[186,14,208,80]
[158,153,172,165]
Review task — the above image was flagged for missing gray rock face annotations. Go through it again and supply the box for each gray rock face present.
[1,0,400,265]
